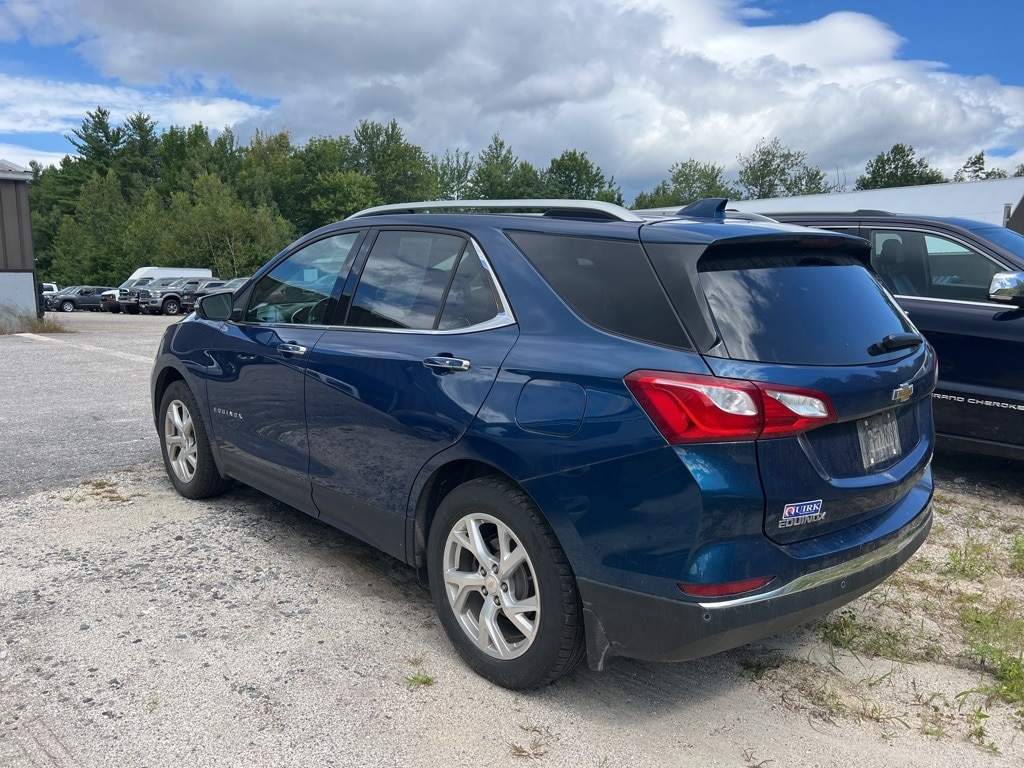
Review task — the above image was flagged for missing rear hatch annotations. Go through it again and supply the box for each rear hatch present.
[643,230,935,545]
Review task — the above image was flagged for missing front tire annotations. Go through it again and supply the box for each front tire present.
[427,477,585,689]
[162,298,181,316]
[60,300,75,312]
[158,380,232,499]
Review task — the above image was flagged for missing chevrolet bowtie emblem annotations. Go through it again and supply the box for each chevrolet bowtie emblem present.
[892,383,914,403]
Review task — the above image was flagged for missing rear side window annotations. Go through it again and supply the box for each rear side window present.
[505,231,690,349]
[699,245,915,365]
[347,231,467,330]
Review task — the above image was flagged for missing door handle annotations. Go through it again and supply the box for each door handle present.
[423,356,471,371]
[277,343,308,355]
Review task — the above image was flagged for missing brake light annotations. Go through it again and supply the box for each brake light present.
[624,370,835,443]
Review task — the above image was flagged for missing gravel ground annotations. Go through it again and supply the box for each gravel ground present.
[1,313,1022,767]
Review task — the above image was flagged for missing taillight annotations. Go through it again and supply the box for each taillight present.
[624,370,835,443]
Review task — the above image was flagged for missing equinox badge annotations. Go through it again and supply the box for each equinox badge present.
[891,383,914,403]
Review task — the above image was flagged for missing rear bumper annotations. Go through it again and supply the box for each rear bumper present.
[579,497,932,670]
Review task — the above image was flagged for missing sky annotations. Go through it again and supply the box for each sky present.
[2,0,1023,203]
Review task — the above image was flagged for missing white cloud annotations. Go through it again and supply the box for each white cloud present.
[3,0,1024,192]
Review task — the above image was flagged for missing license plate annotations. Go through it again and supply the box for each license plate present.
[857,410,901,470]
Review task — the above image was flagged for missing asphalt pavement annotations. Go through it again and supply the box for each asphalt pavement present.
[0,311,180,498]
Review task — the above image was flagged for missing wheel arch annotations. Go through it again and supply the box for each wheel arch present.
[410,459,510,580]
[151,365,187,429]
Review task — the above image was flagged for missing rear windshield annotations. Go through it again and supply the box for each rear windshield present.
[699,248,915,365]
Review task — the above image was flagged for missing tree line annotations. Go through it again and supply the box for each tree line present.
[29,107,1024,286]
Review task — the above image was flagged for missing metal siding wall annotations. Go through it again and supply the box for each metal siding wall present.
[0,179,35,271]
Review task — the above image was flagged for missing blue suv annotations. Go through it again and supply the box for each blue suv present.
[151,198,935,689]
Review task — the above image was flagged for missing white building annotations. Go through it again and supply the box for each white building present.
[735,177,1024,234]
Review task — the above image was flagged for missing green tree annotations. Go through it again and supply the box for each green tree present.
[737,138,840,199]
[543,149,622,203]
[47,170,131,285]
[310,170,382,222]
[953,151,1009,182]
[294,135,363,229]
[469,134,518,199]
[633,159,739,208]
[433,148,475,200]
[67,107,125,174]
[167,174,294,278]
[854,143,947,190]
[352,119,436,204]
[235,129,301,219]
[116,112,162,202]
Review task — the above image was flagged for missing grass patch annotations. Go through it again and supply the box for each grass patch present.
[738,651,787,681]
[943,532,996,579]
[821,609,928,663]
[959,599,1024,705]
[1010,534,1024,576]
[0,303,68,335]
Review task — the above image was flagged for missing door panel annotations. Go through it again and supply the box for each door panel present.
[204,231,361,511]
[897,296,1024,447]
[305,325,519,558]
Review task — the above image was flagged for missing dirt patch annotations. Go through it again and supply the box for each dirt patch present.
[1,458,1022,767]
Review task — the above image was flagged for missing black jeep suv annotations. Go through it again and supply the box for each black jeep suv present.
[746,210,1024,461]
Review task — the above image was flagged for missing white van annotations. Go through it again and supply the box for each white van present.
[126,267,212,282]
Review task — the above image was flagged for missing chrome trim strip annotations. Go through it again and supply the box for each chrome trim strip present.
[699,504,931,610]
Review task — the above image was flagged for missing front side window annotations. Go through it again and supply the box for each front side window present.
[870,229,1004,302]
[245,232,359,324]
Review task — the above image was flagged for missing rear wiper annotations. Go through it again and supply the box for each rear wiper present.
[868,332,924,356]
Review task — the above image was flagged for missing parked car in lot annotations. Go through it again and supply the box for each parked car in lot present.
[152,198,935,689]
[747,210,1024,461]
[46,285,113,312]
[140,277,222,316]
[114,268,213,314]
[181,277,247,314]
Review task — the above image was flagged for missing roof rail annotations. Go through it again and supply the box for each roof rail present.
[347,199,645,223]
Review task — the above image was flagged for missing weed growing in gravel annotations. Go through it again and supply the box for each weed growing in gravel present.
[741,748,773,767]
[1011,534,1024,576]
[508,725,551,760]
[962,705,1001,754]
[403,667,437,688]
[959,598,1024,705]
[0,303,67,334]
[944,531,996,579]
[738,651,787,681]
[821,609,923,663]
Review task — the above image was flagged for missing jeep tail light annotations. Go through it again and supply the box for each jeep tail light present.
[624,370,835,443]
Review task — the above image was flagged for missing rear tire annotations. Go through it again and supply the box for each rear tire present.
[158,380,232,499]
[427,477,585,689]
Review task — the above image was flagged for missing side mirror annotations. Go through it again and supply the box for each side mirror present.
[988,271,1024,307]
[196,291,234,320]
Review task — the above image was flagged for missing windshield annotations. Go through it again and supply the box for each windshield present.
[972,226,1024,259]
